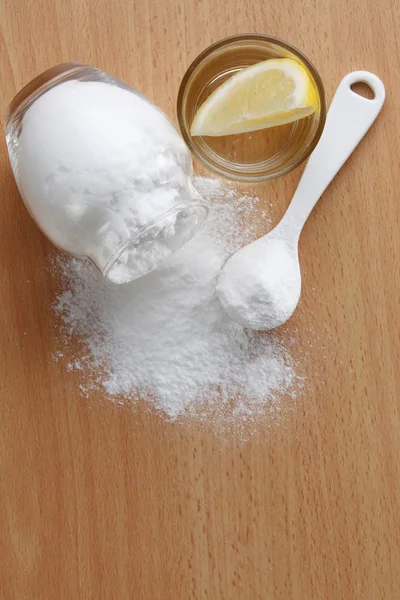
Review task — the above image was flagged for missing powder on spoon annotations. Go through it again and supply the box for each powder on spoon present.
[217,236,301,331]
[53,178,301,422]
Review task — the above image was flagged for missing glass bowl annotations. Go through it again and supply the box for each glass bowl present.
[177,34,326,182]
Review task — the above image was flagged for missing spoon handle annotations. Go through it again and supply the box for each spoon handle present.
[280,71,385,238]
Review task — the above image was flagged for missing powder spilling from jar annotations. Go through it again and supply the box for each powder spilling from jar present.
[53,178,302,422]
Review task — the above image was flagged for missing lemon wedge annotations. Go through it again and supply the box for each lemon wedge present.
[190,58,318,137]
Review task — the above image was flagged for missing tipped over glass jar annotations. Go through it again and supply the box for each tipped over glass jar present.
[6,63,208,284]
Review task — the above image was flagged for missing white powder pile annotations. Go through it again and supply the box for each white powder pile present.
[17,79,205,284]
[217,235,301,331]
[53,178,300,422]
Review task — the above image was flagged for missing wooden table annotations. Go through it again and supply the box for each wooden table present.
[1,1,399,598]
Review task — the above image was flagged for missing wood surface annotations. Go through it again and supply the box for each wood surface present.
[1,0,400,598]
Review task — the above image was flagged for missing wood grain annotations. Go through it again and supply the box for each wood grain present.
[1,0,400,598]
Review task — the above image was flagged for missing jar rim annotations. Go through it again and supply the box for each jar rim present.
[102,199,209,284]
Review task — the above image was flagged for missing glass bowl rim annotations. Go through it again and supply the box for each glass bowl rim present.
[177,33,327,182]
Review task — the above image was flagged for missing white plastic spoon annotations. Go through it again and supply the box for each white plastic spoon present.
[217,71,385,330]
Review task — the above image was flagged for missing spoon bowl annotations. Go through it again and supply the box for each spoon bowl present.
[217,231,301,329]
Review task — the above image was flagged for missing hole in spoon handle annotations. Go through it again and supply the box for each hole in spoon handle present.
[346,71,385,105]
[350,82,375,100]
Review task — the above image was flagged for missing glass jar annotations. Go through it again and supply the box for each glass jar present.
[177,34,326,182]
[6,62,208,284]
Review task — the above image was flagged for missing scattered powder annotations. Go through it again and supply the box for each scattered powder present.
[53,177,302,422]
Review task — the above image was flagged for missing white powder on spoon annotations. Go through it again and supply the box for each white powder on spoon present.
[53,178,301,422]
[217,236,301,330]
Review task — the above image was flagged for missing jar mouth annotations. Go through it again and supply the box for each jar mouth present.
[102,200,209,284]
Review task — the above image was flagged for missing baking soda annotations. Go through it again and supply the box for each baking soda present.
[17,79,205,284]
[53,178,301,422]
[217,236,301,330]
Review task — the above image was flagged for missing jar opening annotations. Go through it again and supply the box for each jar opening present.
[103,201,208,284]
